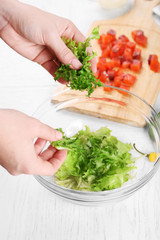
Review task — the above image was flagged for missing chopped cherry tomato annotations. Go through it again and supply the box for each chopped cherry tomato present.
[123,48,133,61]
[115,69,124,77]
[118,43,126,55]
[100,43,108,51]
[98,34,111,50]
[122,74,136,86]
[111,39,118,46]
[99,71,108,83]
[97,57,106,71]
[132,30,147,47]
[110,43,125,58]
[113,76,121,87]
[101,44,112,58]
[108,70,115,81]
[130,59,142,72]
[98,28,151,96]
[103,82,113,92]
[110,44,121,58]
[148,54,160,72]
[126,41,136,51]
[107,29,116,38]
[121,60,131,69]
[132,48,141,60]
[111,58,121,67]
[118,84,130,94]
[98,34,107,45]
[105,61,115,70]
[99,30,116,46]
[118,35,129,42]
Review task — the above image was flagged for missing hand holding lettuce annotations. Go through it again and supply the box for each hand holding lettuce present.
[54,27,103,96]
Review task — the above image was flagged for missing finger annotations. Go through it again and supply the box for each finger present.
[90,57,97,73]
[86,46,97,73]
[48,149,67,173]
[34,138,47,154]
[40,145,57,161]
[35,121,62,142]
[72,30,86,43]
[62,23,97,73]
[62,23,86,43]
[46,34,82,69]
[35,149,67,176]
[57,78,67,85]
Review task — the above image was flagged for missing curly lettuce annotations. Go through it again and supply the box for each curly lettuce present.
[51,126,135,191]
[54,26,103,96]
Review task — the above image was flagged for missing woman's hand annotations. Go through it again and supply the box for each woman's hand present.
[0,0,97,84]
[0,109,67,176]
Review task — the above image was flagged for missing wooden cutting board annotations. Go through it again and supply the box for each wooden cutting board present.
[53,0,160,127]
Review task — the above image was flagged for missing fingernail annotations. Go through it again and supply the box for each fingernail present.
[55,131,62,140]
[71,59,82,69]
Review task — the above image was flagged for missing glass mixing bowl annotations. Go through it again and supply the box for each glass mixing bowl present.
[34,86,160,206]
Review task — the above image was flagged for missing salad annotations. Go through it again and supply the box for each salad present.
[51,126,136,191]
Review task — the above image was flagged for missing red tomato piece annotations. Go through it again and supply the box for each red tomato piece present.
[123,48,133,61]
[98,34,107,45]
[148,54,160,73]
[111,40,118,46]
[115,69,124,77]
[132,48,141,60]
[121,60,131,69]
[101,44,112,58]
[99,71,108,83]
[111,58,121,67]
[97,58,107,71]
[105,60,115,70]
[118,84,130,94]
[108,70,115,81]
[130,59,142,72]
[100,43,108,51]
[132,30,147,47]
[126,41,136,51]
[122,73,136,86]
[105,30,116,44]
[113,76,121,87]
[110,44,120,58]
[118,35,129,42]
[100,31,116,45]
[98,34,111,50]
[103,82,113,92]
[110,43,125,58]
[107,29,116,37]
[118,43,126,55]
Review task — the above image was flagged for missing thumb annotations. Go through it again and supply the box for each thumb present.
[47,34,82,69]
[31,149,67,176]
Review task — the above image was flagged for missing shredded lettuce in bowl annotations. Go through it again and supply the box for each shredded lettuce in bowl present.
[51,126,136,191]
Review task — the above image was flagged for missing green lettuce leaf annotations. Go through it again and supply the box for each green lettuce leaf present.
[51,126,136,191]
[54,26,103,96]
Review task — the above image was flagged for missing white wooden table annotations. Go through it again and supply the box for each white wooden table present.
[0,1,160,239]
